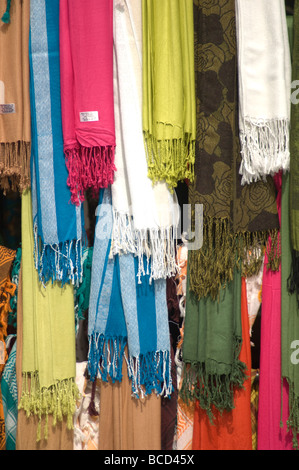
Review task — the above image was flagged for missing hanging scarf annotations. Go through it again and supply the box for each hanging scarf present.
[112,0,179,282]
[88,187,172,399]
[288,2,299,304]
[180,263,246,419]
[1,337,17,451]
[142,0,196,190]
[0,0,31,193]
[189,0,280,301]
[191,277,252,451]
[18,190,79,442]
[0,244,15,451]
[29,0,84,287]
[257,172,293,450]
[59,0,116,206]
[235,0,291,185]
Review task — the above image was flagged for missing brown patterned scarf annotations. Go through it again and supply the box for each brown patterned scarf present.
[189,0,280,301]
[0,0,31,193]
[0,245,16,451]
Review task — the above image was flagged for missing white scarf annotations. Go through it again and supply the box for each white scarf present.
[112,0,180,283]
[235,0,291,185]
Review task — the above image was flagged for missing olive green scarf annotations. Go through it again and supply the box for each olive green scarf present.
[142,0,196,190]
[189,0,280,301]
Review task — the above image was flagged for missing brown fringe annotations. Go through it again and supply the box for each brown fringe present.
[0,141,31,193]
[189,216,280,301]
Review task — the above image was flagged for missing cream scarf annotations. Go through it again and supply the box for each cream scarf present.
[111,0,180,283]
[236,0,291,185]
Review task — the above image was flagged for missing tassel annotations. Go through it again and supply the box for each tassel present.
[1,0,12,24]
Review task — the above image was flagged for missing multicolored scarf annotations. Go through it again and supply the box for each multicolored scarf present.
[1,337,17,451]
[0,0,31,193]
[18,191,79,442]
[29,0,84,287]
[235,0,291,185]
[142,0,196,190]
[112,0,180,282]
[88,187,172,400]
[0,244,16,451]
[189,0,280,301]
[59,0,116,206]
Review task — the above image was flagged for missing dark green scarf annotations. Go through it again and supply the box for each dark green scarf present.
[189,0,280,301]
[181,264,246,418]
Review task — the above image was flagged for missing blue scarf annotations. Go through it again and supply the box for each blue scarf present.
[1,337,17,451]
[29,0,84,287]
[88,187,172,398]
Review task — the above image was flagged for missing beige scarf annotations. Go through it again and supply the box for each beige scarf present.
[0,0,31,193]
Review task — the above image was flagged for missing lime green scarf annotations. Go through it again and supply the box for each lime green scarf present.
[18,191,79,441]
[142,0,196,189]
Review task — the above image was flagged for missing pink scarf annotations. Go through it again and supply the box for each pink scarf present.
[258,172,293,450]
[59,0,116,205]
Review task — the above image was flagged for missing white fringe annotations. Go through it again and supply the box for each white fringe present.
[239,117,290,185]
[110,209,179,283]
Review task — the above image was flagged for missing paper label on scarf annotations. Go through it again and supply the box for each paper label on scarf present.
[80,111,99,122]
[0,341,5,365]
[0,103,15,114]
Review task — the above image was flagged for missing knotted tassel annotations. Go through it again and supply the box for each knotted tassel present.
[1,0,12,24]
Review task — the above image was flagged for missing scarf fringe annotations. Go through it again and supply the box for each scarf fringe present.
[189,216,280,301]
[143,131,195,190]
[285,379,299,450]
[64,145,116,205]
[0,141,31,193]
[179,336,246,420]
[110,210,178,283]
[88,333,172,399]
[287,250,299,307]
[239,118,290,185]
[34,221,83,288]
[18,372,80,442]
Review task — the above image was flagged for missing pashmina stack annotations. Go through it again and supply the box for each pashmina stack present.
[189,0,280,301]
[0,244,16,451]
[29,0,84,287]
[181,264,246,420]
[88,188,172,400]
[59,0,116,206]
[142,0,196,190]
[18,191,79,442]
[112,0,179,282]
[0,0,31,193]
[235,0,291,185]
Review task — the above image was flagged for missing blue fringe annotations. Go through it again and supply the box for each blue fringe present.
[88,334,173,398]
[34,227,83,288]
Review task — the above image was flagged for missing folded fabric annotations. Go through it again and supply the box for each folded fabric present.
[189,0,280,301]
[29,0,85,287]
[112,0,180,282]
[181,262,247,419]
[235,0,291,185]
[88,187,172,399]
[0,0,31,192]
[59,0,116,205]
[18,190,79,442]
[142,0,196,190]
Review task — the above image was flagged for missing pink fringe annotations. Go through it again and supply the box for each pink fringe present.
[65,145,116,205]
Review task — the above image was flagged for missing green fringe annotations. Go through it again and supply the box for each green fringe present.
[180,337,247,421]
[18,372,81,442]
[286,379,299,450]
[189,216,280,301]
[143,131,195,190]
